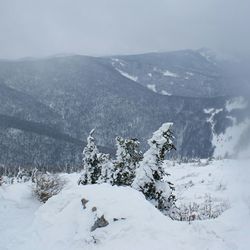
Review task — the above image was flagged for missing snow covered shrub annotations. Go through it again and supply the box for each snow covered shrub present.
[177,195,229,222]
[16,167,32,183]
[112,137,142,186]
[0,175,14,185]
[33,171,64,203]
[133,123,176,216]
[78,129,113,185]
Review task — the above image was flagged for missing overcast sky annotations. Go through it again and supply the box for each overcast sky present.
[0,0,249,59]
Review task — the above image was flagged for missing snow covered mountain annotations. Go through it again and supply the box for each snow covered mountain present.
[108,49,250,97]
[0,53,249,168]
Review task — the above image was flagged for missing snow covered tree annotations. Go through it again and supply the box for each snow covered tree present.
[112,137,142,186]
[132,123,176,214]
[99,153,114,184]
[16,167,31,183]
[78,129,113,185]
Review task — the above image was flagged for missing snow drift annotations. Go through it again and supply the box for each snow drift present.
[1,159,250,250]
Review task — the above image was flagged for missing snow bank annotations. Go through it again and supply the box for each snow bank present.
[167,159,250,250]
[1,180,188,250]
[0,182,40,250]
[1,159,250,250]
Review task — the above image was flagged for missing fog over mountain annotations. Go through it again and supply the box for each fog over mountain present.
[1,2,250,250]
[0,0,250,59]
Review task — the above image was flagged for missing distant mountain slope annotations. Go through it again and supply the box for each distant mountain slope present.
[0,80,111,167]
[107,49,249,97]
[0,54,249,167]
[0,82,60,125]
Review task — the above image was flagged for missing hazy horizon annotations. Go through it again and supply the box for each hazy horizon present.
[0,0,249,59]
[0,47,216,61]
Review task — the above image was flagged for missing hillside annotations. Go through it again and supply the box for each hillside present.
[108,49,250,97]
[0,53,249,167]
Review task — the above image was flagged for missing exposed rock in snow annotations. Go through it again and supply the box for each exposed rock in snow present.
[91,215,109,232]
[81,198,89,209]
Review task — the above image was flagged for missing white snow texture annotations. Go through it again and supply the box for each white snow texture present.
[1,158,250,250]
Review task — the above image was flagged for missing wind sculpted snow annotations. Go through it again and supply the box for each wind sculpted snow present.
[1,159,250,250]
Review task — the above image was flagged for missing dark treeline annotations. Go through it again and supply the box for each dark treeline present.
[0,114,83,145]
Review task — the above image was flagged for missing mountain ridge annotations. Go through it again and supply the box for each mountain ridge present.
[0,50,249,167]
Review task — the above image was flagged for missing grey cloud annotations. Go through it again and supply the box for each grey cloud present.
[0,0,249,58]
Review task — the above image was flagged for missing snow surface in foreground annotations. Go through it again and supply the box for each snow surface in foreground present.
[1,159,250,250]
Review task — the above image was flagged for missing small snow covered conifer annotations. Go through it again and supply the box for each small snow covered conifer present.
[16,167,31,183]
[132,123,176,214]
[78,129,113,185]
[112,137,143,186]
[99,153,114,184]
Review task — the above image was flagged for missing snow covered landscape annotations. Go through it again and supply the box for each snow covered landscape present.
[1,1,250,249]
[1,124,250,250]
[0,50,249,250]
[1,157,250,250]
